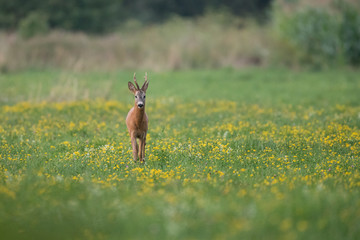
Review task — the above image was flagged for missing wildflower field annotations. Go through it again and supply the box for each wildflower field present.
[0,69,359,239]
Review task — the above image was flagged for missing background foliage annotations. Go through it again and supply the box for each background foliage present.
[0,0,272,33]
[274,1,360,67]
[0,0,359,69]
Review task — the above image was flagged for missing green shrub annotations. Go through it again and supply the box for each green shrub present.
[18,12,49,39]
[274,2,360,68]
[339,5,360,65]
[276,8,340,67]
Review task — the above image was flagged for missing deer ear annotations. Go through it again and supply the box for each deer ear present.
[141,81,149,93]
[128,82,137,93]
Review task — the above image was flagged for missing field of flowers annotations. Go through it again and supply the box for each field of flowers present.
[0,69,359,239]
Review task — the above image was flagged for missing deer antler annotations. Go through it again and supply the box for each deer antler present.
[144,72,148,83]
[133,72,140,90]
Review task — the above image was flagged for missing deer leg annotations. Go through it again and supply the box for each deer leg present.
[142,139,146,162]
[139,137,145,162]
[142,137,146,162]
[131,136,138,161]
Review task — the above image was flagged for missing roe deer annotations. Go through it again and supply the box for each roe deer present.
[126,73,149,162]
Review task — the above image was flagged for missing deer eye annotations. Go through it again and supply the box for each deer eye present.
[135,96,138,98]
[144,96,146,99]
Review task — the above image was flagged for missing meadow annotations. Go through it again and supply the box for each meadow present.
[0,68,359,239]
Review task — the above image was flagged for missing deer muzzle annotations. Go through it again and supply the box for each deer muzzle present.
[137,102,144,108]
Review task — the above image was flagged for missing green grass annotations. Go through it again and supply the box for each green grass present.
[0,68,360,239]
[1,68,359,106]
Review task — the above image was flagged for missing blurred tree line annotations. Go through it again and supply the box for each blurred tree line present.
[0,0,272,33]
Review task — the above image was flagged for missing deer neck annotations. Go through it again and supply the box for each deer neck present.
[133,104,145,125]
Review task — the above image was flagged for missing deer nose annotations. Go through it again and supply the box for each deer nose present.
[137,103,144,108]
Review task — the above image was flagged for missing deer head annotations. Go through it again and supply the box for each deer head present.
[128,73,149,109]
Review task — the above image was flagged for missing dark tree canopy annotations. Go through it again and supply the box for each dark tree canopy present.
[0,0,273,33]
